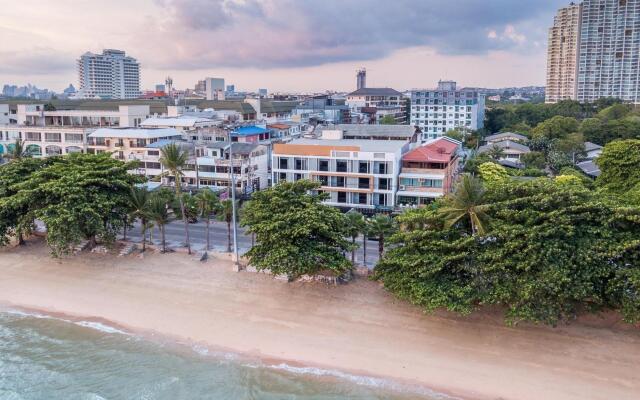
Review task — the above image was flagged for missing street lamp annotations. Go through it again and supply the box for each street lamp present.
[228,141,240,270]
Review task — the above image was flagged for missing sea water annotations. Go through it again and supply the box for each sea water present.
[0,311,448,400]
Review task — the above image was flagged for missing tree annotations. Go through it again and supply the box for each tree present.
[596,103,632,121]
[485,144,505,161]
[444,129,464,142]
[160,143,192,255]
[367,214,396,258]
[438,174,489,235]
[344,210,365,267]
[374,179,640,325]
[520,151,546,169]
[195,188,220,251]
[218,199,238,253]
[6,139,31,161]
[478,162,509,184]
[241,180,351,278]
[555,132,586,163]
[1,153,142,255]
[596,139,640,205]
[147,195,170,253]
[531,116,579,140]
[129,186,151,252]
[379,115,396,125]
[579,118,604,144]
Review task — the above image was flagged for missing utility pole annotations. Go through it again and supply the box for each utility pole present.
[228,141,240,269]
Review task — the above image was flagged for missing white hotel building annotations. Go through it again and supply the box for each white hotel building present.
[410,81,485,141]
[272,138,409,211]
[76,49,140,100]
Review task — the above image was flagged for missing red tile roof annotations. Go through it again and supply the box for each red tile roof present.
[267,123,290,130]
[403,138,459,163]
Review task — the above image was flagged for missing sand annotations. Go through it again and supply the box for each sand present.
[0,239,639,400]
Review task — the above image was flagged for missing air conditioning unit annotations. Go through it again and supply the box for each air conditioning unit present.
[399,185,406,190]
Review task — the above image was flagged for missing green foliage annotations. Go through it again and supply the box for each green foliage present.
[444,129,464,142]
[0,154,143,255]
[463,152,493,175]
[147,193,171,253]
[344,210,365,265]
[531,116,579,140]
[438,174,489,235]
[379,115,396,125]
[596,139,640,206]
[520,151,546,169]
[478,162,508,184]
[375,179,640,325]
[367,214,396,257]
[241,180,351,278]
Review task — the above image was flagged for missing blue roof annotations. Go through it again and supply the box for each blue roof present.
[146,139,181,149]
[232,126,268,136]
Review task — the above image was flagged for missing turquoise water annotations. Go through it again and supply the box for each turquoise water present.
[0,311,444,400]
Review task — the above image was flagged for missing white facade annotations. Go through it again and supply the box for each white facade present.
[77,49,140,99]
[0,126,89,157]
[205,78,225,101]
[410,81,485,141]
[272,139,409,211]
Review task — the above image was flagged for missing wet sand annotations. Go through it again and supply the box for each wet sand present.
[0,239,638,400]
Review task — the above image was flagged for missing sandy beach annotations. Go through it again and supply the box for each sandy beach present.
[0,239,639,400]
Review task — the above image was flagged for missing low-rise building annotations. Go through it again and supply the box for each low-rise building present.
[478,140,531,163]
[397,137,461,206]
[410,81,485,141]
[231,125,270,143]
[318,124,418,142]
[272,139,410,211]
[267,122,303,142]
[484,132,528,145]
[346,88,406,125]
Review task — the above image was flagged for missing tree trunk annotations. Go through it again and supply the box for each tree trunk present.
[226,220,232,253]
[251,232,255,248]
[206,217,211,251]
[141,219,146,252]
[17,231,25,246]
[351,236,356,266]
[161,225,166,253]
[180,196,191,255]
[362,234,367,267]
[378,235,384,258]
[123,216,128,241]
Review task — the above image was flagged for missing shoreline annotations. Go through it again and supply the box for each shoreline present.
[1,240,639,400]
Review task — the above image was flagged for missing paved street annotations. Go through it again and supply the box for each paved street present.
[125,220,380,268]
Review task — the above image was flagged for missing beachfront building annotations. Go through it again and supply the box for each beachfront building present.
[318,124,419,143]
[193,142,269,195]
[397,137,461,206]
[272,139,410,211]
[0,103,151,157]
[87,128,183,178]
[346,88,406,125]
[410,81,485,141]
[76,49,140,100]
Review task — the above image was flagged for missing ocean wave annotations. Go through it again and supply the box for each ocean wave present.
[268,363,460,400]
[3,309,131,336]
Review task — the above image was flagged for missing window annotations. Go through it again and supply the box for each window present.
[335,176,346,187]
[294,158,306,170]
[319,159,329,171]
[337,192,347,203]
[358,177,369,189]
[318,175,329,186]
[279,157,288,169]
[279,172,287,181]
[358,161,369,173]
[294,173,303,181]
[336,160,348,172]
[378,178,389,190]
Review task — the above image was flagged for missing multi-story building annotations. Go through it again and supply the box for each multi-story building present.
[272,138,410,211]
[77,49,140,99]
[410,81,485,141]
[205,77,225,100]
[318,124,418,142]
[86,127,183,165]
[547,1,640,104]
[0,103,151,157]
[346,88,406,124]
[292,95,350,124]
[546,2,582,103]
[577,0,640,103]
[397,137,461,206]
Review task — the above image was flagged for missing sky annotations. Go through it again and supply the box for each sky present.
[0,0,568,93]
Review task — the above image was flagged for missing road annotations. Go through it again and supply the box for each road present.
[125,220,380,268]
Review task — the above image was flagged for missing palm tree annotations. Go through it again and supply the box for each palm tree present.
[362,218,370,267]
[195,188,220,251]
[218,199,237,253]
[129,186,151,251]
[438,174,489,236]
[160,143,192,254]
[344,210,365,267]
[367,214,396,258]
[7,139,31,161]
[486,144,506,161]
[147,196,170,253]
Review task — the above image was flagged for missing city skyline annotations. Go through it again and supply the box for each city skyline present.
[1,0,568,92]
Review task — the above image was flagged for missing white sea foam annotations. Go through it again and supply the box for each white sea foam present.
[268,363,460,400]
[4,309,130,336]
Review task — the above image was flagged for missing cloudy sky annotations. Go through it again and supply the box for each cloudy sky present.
[0,0,567,93]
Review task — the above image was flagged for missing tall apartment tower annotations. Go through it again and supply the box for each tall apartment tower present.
[356,68,366,90]
[545,2,582,103]
[577,0,640,103]
[77,49,140,99]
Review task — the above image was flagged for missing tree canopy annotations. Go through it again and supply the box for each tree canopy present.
[241,180,351,278]
[374,178,640,325]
